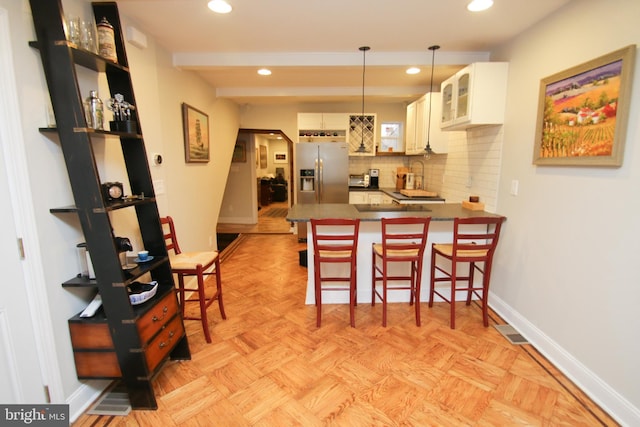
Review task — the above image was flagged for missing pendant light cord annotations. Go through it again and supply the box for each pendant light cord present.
[426,45,440,157]
[358,46,370,152]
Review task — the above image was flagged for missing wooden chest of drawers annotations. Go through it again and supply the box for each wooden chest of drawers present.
[69,290,184,379]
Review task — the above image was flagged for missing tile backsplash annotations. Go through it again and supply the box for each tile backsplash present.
[348,125,504,212]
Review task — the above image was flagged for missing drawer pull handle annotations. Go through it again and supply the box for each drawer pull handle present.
[158,329,176,349]
[152,306,169,322]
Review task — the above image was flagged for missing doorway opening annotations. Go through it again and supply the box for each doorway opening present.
[217,129,294,238]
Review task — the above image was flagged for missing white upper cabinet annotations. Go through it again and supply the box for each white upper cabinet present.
[298,113,348,142]
[298,113,347,130]
[440,62,509,131]
[406,92,449,154]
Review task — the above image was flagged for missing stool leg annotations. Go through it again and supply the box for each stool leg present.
[314,261,322,327]
[429,250,436,307]
[414,262,422,327]
[350,268,356,328]
[466,262,476,306]
[371,249,376,306]
[450,262,457,329]
[196,267,212,343]
[382,273,388,327]
[215,258,226,319]
[177,274,186,318]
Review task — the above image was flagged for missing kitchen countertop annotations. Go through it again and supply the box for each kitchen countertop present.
[348,186,446,203]
[287,203,503,222]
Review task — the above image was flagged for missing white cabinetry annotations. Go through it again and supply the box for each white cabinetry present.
[348,114,377,156]
[349,191,394,204]
[440,62,508,131]
[298,113,347,130]
[298,113,347,142]
[406,92,448,154]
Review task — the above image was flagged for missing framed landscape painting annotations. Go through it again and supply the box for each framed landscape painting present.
[182,103,210,163]
[533,45,635,167]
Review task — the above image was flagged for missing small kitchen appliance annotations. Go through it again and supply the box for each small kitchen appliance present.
[405,172,415,190]
[369,168,379,188]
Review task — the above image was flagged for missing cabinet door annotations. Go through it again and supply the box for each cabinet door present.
[455,71,471,122]
[441,79,454,127]
[405,101,417,154]
[322,113,347,130]
[349,192,368,204]
[298,113,323,130]
[414,95,428,154]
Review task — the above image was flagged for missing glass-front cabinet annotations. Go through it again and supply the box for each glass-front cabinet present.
[440,62,508,131]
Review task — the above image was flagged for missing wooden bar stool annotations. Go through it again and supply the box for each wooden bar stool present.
[310,218,360,327]
[429,216,505,329]
[372,217,431,327]
[161,216,226,343]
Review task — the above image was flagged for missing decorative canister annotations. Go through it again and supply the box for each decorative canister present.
[96,17,118,62]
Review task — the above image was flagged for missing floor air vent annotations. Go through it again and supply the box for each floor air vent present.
[86,381,131,416]
[494,324,529,345]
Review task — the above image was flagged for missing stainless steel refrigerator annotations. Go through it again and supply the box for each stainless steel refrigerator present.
[296,142,349,240]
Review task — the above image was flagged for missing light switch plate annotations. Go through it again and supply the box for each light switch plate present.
[510,179,519,196]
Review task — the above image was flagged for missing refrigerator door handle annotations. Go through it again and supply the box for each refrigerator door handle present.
[318,158,323,202]
[314,158,320,202]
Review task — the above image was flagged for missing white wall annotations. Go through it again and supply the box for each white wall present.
[219,132,258,224]
[491,0,640,424]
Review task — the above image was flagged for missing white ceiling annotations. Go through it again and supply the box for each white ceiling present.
[115,0,572,104]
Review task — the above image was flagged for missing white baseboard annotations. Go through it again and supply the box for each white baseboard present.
[66,380,110,423]
[490,292,640,427]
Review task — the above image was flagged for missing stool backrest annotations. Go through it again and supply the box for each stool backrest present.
[310,218,360,262]
[380,217,431,261]
[160,216,182,255]
[452,216,505,262]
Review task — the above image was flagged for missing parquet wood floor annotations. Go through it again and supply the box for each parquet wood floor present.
[73,233,618,426]
[217,201,293,235]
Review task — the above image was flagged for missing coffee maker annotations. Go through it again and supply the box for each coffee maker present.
[369,168,379,188]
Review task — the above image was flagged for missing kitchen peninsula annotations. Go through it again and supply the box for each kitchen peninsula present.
[287,203,505,305]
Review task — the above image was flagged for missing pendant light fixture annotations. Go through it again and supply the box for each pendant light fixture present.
[424,44,440,160]
[356,46,371,153]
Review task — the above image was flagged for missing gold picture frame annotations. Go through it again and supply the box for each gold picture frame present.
[232,140,246,162]
[182,103,210,163]
[259,145,268,168]
[533,45,635,167]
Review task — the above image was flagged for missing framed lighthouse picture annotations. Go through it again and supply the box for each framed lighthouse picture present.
[182,103,210,163]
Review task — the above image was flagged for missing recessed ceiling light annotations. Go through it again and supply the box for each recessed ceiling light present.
[257,68,272,76]
[406,67,421,75]
[208,0,232,14]
[467,0,493,12]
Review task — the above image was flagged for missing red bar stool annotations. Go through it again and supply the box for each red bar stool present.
[371,217,431,327]
[429,216,505,329]
[310,218,360,327]
[161,216,226,343]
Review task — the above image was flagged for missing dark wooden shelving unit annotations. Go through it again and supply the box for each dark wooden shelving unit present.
[29,0,190,409]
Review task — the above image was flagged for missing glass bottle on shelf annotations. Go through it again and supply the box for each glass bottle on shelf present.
[84,90,104,130]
